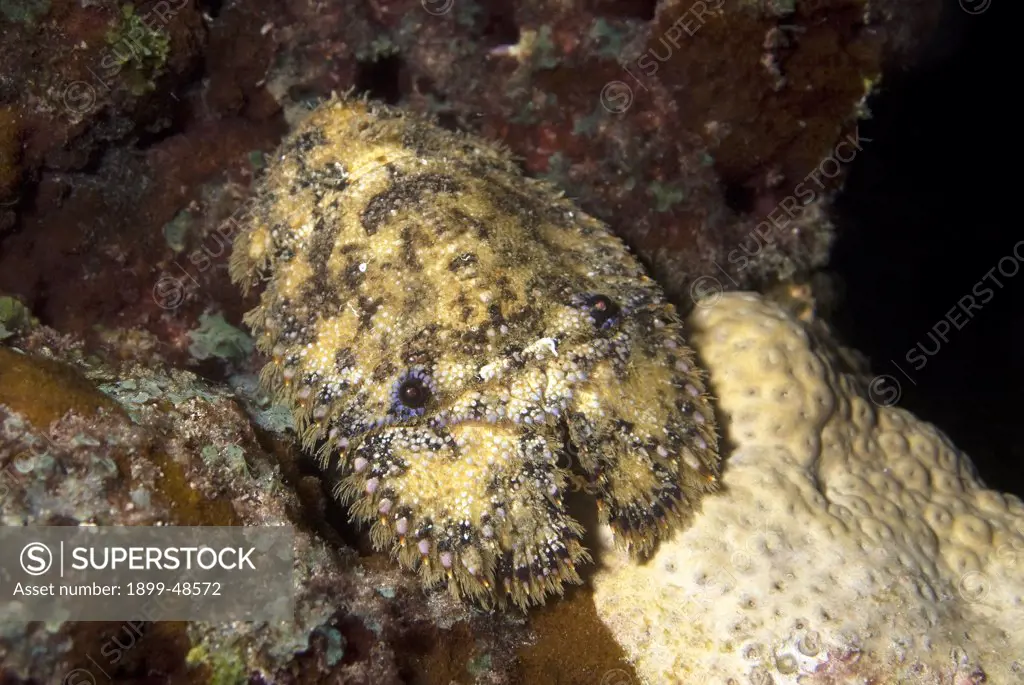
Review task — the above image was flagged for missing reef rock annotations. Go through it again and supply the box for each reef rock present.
[593,291,1024,684]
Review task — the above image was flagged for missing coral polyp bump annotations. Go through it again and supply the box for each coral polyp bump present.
[229,96,721,609]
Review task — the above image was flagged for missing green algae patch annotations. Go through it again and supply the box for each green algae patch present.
[0,347,124,429]
[311,625,346,667]
[0,295,35,340]
[187,644,248,685]
[105,3,171,96]
[188,313,253,363]
[163,210,193,253]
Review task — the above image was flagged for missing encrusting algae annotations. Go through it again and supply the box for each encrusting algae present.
[229,95,721,609]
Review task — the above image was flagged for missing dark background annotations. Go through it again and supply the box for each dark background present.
[830,1,1019,497]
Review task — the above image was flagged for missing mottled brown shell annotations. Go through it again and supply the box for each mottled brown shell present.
[230,96,720,609]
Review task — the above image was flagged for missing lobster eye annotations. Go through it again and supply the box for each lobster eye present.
[391,368,435,417]
[398,378,430,408]
[586,294,620,328]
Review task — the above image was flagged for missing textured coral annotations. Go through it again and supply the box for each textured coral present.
[593,291,1024,683]
[230,96,721,609]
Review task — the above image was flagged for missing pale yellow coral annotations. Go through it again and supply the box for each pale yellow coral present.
[593,291,1024,684]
